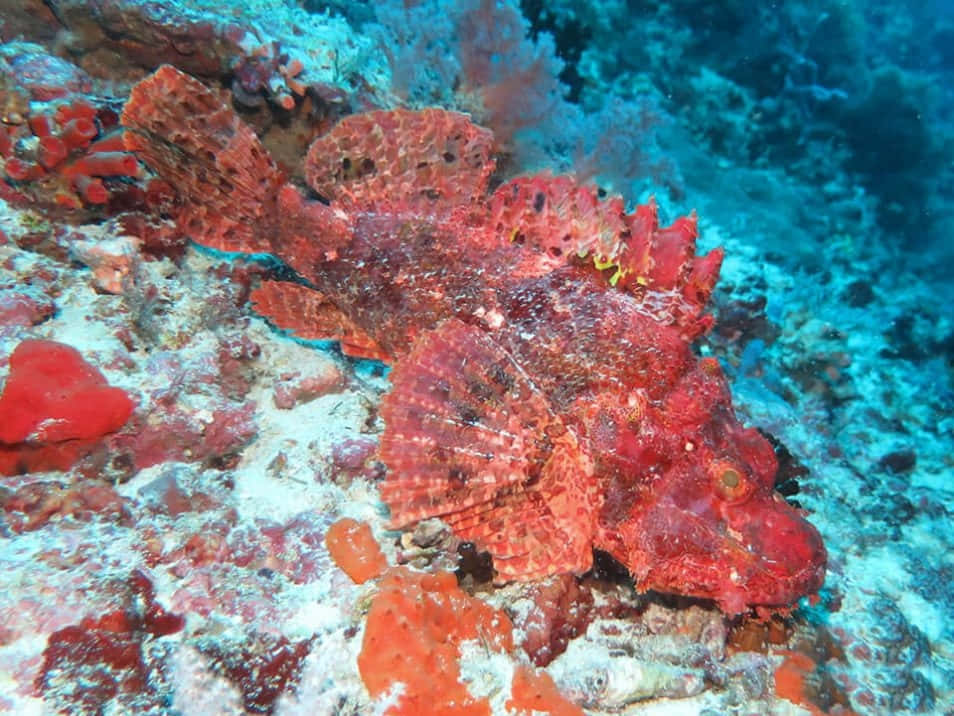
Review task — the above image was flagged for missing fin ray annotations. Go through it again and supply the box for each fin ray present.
[379,319,600,580]
[251,281,389,361]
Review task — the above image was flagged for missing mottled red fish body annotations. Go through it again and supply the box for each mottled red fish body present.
[122,66,826,613]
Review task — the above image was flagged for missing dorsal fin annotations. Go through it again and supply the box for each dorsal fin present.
[488,173,722,340]
[378,319,600,581]
[488,172,629,277]
[304,108,496,210]
[123,67,352,267]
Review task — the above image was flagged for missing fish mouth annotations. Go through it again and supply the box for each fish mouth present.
[623,492,827,612]
[753,551,826,607]
[741,504,828,606]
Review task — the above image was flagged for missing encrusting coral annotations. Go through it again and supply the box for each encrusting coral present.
[121,64,826,615]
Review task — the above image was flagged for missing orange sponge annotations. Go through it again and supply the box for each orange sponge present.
[324,518,388,584]
[506,665,583,716]
[358,567,513,715]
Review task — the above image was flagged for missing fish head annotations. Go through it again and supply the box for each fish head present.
[596,357,826,614]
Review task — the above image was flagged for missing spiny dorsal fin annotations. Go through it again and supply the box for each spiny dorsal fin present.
[305,108,496,210]
[488,173,722,340]
[488,173,629,277]
[379,319,600,581]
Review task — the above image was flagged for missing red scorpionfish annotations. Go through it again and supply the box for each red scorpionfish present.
[122,66,826,614]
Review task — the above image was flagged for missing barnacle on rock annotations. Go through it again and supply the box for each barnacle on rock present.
[548,639,705,709]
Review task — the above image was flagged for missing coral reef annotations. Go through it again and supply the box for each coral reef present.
[0,0,952,714]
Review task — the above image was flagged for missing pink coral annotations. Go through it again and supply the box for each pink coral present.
[512,575,594,667]
[114,401,256,472]
[35,570,183,712]
[0,477,129,533]
[0,290,55,328]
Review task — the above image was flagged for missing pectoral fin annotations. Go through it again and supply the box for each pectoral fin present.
[379,319,601,581]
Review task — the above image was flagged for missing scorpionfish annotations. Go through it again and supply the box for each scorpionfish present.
[122,66,826,614]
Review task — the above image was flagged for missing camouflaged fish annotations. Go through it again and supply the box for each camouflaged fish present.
[122,66,826,614]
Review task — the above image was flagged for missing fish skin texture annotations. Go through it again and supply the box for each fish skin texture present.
[122,65,826,614]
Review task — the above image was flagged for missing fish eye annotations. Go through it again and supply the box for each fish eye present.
[721,468,740,488]
[711,462,753,503]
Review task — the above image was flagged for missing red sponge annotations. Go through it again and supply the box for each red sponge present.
[0,339,133,444]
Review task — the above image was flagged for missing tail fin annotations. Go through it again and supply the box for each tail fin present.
[122,65,285,255]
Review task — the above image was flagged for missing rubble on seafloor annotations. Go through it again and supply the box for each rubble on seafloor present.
[1,1,953,714]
